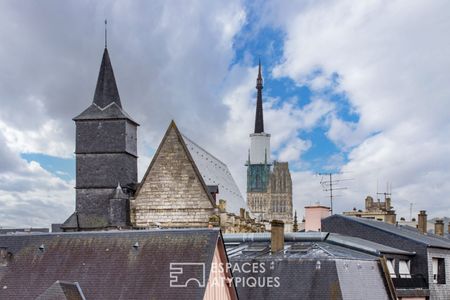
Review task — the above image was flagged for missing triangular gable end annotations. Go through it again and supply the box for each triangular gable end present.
[133,121,216,228]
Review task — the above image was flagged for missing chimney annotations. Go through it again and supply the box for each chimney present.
[435,219,444,236]
[385,197,392,211]
[385,212,396,225]
[418,210,427,234]
[365,196,373,210]
[218,199,227,213]
[305,205,331,231]
[0,248,12,267]
[240,208,245,219]
[271,220,284,253]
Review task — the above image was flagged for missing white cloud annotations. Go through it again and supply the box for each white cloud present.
[326,115,366,149]
[0,132,74,227]
[214,65,332,197]
[267,0,450,218]
[2,0,449,227]
[0,120,73,158]
[278,139,311,162]
[0,0,247,227]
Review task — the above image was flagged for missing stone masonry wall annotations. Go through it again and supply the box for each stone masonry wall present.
[132,126,215,228]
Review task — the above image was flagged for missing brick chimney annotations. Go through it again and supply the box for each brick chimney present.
[435,219,444,236]
[418,210,427,234]
[218,199,227,213]
[0,248,12,267]
[365,196,374,210]
[240,208,245,219]
[271,220,284,253]
[305,205,331,231]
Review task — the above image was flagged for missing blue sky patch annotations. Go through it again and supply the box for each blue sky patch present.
[21,153,75,181]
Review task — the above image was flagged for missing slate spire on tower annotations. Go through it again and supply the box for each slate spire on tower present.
[254,60,264,133]
[92,48,122,108]
[63,32,139,231]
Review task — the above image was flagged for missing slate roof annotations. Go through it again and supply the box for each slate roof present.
[224,232,395,300]
[73,48,138,125]
[224,232,412,258]
[60,212,109,231]
[183,135,249,215]
[36,280,85,300]
[325,215,450,249]
[0,229,221,300]
[93,48,121,109]
[327,233,415,256]
[73,102,138,125]
[0,228,49,234]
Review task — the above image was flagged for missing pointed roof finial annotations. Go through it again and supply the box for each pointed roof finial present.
[113,182,127,199]
[256,58,263,89]
[258,58,262,77]
[104,19,108,48]
[293,210,299,232]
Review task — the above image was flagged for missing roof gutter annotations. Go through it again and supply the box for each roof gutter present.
[223,232,329,243]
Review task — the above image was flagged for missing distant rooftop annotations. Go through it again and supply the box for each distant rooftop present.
[0,228,49,235]
[224,231,413,258]
[325,214,450,249]
[224,231,395,300]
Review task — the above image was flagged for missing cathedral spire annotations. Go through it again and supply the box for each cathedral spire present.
[92,48,122,108]
[254,59,264,133]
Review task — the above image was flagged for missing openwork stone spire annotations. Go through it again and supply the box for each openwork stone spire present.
[254,60,264,133]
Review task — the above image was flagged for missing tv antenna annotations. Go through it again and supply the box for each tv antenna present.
[376,182,392,200]
[410,202,413,221]
[318,172,352,214]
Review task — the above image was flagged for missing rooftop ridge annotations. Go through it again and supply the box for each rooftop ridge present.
[0,227,220,237]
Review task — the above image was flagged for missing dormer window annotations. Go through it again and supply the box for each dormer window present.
[399,260,411,278]
[433,257,446,284]
[386,259,396,278]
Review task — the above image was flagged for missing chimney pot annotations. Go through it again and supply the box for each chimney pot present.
[418,210,427,234]
[271,220,284,253]
[0,248,11,267]
[218,199,227,213]
[435,219,444,236]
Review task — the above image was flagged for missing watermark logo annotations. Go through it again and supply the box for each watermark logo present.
[169,262,280,288]
[169,263,206,288]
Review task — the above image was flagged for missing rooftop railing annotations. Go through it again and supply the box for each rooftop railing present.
[392,274,428,289]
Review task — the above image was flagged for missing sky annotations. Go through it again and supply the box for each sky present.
[1,0,450,228]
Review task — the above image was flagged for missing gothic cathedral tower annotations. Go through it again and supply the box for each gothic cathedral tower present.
[62,47,139,230]
[247,62,293,229]
[247,62,272,220]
